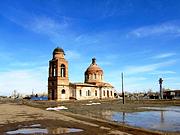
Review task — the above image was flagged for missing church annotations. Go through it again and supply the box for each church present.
[48,47,115,101]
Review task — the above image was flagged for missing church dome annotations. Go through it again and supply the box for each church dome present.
[85,58,103,74]
[53,47,65,59]
[53,47,65,55]
[85,58,103,83]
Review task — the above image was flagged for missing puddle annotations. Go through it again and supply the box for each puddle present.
[6,124,83,134]
[102,106,180,132]
[6,128,48,134]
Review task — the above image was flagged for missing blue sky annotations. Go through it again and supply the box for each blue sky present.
[0,0,180,96]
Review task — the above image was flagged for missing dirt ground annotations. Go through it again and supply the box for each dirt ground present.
[0,99,179,135]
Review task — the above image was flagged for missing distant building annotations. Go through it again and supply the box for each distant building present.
[163,90,180,99]
[48,47,115,101]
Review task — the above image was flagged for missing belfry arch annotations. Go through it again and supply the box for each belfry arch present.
[60,64,66,77]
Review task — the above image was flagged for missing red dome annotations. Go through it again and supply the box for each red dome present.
[85,58,103,74]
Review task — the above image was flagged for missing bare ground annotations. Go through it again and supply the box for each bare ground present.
[0,99,179,135]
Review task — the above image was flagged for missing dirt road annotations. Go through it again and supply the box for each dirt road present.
[0,99,179,135]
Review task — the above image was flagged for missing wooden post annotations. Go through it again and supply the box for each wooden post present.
[122,72,125,104]
[159,78,163,99]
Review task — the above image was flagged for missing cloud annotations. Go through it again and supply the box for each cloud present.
[98,61,112,66]
[124,60,176,74]
[16,15,69,39]
[65,50,81,60]
[74,34,99,44]
[149,70,176,75]
[9,60,48,68]
[128,21,180,38]
[152,53,176,59]
[0,6,71,41]
[0,67,48,96]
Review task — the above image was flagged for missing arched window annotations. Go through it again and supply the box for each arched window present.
[53,64,56,76]
[103,91,105,96]
[95,90,97,96]
[62,89,65,94]
[88,90,91,96]
[60,64,66,77]
[85,75,88,80]
[107,91,109,97]
[80,90,82,96]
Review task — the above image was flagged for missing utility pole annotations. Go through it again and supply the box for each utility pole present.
[122,72,125,104]
[159,78,163,99]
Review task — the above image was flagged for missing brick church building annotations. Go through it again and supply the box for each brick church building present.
[48,47,115,101]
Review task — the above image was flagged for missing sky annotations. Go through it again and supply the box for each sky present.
[0,0,180,96]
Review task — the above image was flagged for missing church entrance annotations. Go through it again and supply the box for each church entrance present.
[61,89,66,99]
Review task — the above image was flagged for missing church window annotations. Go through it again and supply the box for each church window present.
[60,64,66,77]
[53,64,56,76]
[111,91,112,96]
[89,74,91,79]
[62,89,65,94]
[103,91,105,96]
[107,90,109,97]
[85,75,88,80]
[87,90,91,96]
[80,90,82,96]
[94,74,96,79]
[92,74,94,79]
[95,90,97,96]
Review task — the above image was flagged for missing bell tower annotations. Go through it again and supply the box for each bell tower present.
[48,47,69,100]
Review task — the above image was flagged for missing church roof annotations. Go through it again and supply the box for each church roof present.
[53,47,65,55]
[70,82,96,87]
[85,58,103,74]
[95,82,114,87]
[70,82,113,88]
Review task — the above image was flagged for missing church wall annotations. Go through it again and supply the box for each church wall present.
[75,86,99,100]
[101,87,114,99]
[56,85,69,101]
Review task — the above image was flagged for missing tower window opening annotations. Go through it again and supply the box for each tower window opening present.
[60,64,66,77]
[53,64,56,76]
[62,89,65,94]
